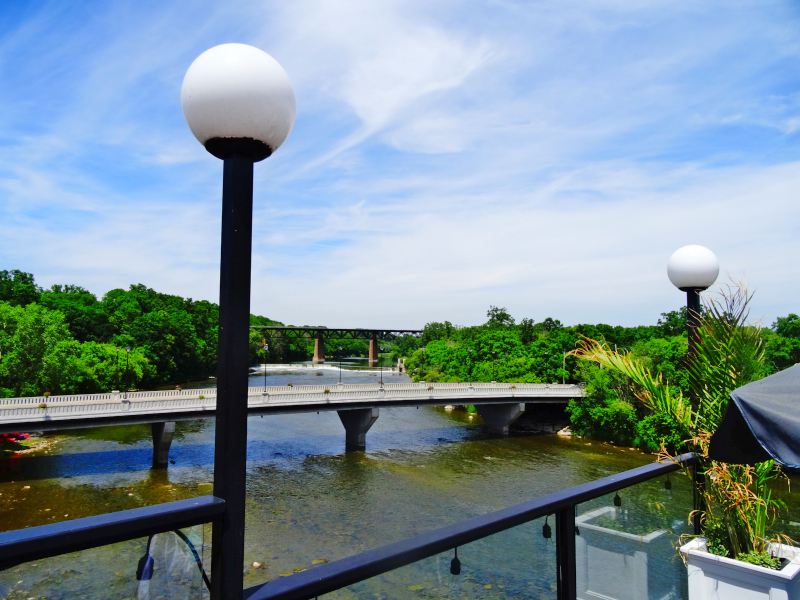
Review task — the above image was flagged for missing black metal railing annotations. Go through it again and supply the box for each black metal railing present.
[0,495,225,571]
[244,453,698,600]
[0,453,697,599]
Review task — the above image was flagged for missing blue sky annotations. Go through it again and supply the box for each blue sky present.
[1,0,799,328]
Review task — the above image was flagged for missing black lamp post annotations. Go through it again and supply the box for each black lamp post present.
[379,346,384,386]
[339,346,343,384]
[420,346,426,381]
[491,351,497,381]
[468,348,473,385]
[125,347,130,395]
[263,343,268,389]
[545,350,550,382]
[667,244,718,538]
[181,43,296,600]
[115,345,120,390]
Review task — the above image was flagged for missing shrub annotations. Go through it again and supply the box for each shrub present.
[635,413,688,453]
[323,389,330,394]
[198,395,205,400]
[38,403,47,409]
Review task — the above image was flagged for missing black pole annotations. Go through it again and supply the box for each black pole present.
[555,506,577,600]
[686,288,701,367]
[685,288,706,536]
[210,152,256,600]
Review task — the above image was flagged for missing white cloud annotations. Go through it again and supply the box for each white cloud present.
[1,0,799,331]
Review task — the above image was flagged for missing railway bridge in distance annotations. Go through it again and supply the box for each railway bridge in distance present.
[253,327,422,367]
[0,382,582,468]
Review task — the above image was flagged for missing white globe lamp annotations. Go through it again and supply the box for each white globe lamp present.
[180,43,296,595]
[667,245,719,292]
[181,43,296,161]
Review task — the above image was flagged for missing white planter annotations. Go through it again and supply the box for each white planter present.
[680,538,800,600]
[576,506,681,600]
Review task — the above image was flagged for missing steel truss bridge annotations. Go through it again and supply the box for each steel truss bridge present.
[252,326,423,366]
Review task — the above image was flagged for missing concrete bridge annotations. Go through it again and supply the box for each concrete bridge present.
[0,382,582,467]
[254,327,422,367]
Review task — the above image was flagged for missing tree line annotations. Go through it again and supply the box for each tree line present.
[393,304,800,451]
[0,270,374,397]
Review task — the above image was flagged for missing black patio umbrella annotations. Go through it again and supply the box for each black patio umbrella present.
[709,363,800,467]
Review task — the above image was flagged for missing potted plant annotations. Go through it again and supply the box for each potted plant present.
[323,389,330,394]
[573,283,798,599]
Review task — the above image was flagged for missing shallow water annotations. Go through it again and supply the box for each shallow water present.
[0,369,796,599]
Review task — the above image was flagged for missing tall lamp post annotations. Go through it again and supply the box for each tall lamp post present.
[667,244,718,538]
[263,343,268,389]
[115,345,120,390]
[339,346,343,384]
[420,346,426,381]
[379,346,384,385]
[124,347,130,396]
[181,43,295,600]
[667,245,719,373]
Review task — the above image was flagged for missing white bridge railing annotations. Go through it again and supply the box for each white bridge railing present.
[0,383,583,428]
[0,382,581,407]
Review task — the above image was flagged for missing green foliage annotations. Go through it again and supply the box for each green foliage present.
[566,362,637,445]
[39,285,112,342]
[0,270,41,307]
[733,551,783,570]
[0,270,288,394]
[635,413,687,453]
[486,305,515,329]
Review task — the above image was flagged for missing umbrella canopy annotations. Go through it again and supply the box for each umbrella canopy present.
[709,363,800,467]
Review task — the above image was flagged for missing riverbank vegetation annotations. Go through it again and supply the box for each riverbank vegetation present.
[0,270,371,396]
[393,300,800,452]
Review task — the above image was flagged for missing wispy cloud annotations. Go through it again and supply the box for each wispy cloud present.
[0,0,798,328]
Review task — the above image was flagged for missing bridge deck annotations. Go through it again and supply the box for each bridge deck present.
[0,382,582,433]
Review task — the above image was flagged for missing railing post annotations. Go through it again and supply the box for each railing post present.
[556,506,576,600]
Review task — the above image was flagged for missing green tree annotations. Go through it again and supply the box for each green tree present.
[0,270,41,307]
[486,305,515,328]
[40,284,112,342]
[0,302,73,396]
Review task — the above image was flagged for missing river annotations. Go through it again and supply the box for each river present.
[0,368,795,599]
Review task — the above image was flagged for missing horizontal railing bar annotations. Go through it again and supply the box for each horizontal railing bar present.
[0,495,225,571]
[245,454,696,600]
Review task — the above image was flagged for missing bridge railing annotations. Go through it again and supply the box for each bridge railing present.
[0,382,582,407]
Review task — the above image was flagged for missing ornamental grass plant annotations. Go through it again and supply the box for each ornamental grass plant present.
[571,281,791,564]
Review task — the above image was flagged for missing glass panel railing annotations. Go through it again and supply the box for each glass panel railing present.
[575,469,693,600]
[0,524,210,600]
[319,517,556,599]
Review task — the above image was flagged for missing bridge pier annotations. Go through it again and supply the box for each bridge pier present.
[151,421,175,468]
[475,403,525,435]
[368,336,378,368]
[337,408,379,450]
[313,335,325,365]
